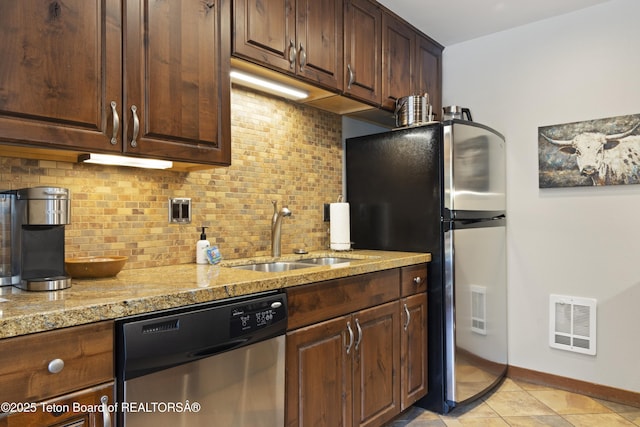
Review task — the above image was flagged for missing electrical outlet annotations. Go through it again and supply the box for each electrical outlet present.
[169,198,191,223]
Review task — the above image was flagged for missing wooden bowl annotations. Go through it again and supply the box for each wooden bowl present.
[65,256,128,279]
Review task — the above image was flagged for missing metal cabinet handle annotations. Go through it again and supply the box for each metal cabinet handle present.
[403,303,411,331]
[101,395,111,427]
[347,64,355,89]
[354,318,362,351]
[345,321,354,354]
[110,101,119,145]
[288,39,297,70]
[298,43,306,70]
[47,358,64,374]
[413,276,422,285]
[130,105,139,148]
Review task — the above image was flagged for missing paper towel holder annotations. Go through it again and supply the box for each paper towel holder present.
[330,195,351,251]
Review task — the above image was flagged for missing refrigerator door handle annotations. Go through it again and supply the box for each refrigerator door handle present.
[444,208,506,221]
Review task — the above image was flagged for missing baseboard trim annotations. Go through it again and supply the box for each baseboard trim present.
[507,365,640,408]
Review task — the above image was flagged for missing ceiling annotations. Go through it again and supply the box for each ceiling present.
[376,0,612,46]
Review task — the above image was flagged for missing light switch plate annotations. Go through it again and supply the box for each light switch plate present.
[169,198,191,223]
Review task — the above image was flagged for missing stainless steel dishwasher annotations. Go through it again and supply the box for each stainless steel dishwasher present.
[115,291,287,426]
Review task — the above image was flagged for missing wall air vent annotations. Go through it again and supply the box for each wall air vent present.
[471,285,487,335]
[549,294,596,355]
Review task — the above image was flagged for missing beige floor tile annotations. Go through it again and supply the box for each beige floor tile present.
[595,398,640,413]
[494,378,525,392]
[443,401,500,419]
[528,389,612,415]
[484,391,555,417]
[414,411,442,420]
[562,413,637,426]
[619,411,640,424]
[441,418,510,426]
[511,380,557,392]
[501,415,574,427]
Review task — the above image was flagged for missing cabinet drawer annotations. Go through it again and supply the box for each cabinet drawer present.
[287,269,400,330]
[0,382,114,427]
[0,321,114,403]
[400,264,427,296]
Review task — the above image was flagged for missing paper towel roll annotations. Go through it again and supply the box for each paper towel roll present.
[330,202,351,251]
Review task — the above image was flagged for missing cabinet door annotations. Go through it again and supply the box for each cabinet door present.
[343,0,381,105]
[414,34,443,120]
[286,315,352,427]
[296,0,343,90]
[124,0,231,165]
[0,382,114,427]
[381,12,413,111]
[0,0,122,153]
[352,301,400,427]
[400,293,428,410]
[233,0,295,72]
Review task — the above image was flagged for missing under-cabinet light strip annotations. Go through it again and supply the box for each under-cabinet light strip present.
[230,70,308,100]
[78,153,173,169]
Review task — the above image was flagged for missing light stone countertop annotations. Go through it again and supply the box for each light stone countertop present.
[0,250,430,339]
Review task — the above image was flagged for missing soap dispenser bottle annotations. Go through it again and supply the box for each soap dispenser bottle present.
[196,226,210,264]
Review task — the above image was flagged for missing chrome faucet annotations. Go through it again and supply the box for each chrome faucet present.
[271,200,291,257]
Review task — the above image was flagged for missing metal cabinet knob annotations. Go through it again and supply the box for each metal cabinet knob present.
[413,276,422,285]
[47,358,65,374]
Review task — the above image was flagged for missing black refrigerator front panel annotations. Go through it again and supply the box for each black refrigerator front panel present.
[346,125,442,253]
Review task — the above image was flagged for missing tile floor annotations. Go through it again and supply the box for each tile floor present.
[386,378,640,427]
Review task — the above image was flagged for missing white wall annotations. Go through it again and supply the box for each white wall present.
[443,0,640,392]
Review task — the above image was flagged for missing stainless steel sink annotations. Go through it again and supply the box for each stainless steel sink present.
[296,257,358,265]
[231,261,313,272]
[230,257,360,272]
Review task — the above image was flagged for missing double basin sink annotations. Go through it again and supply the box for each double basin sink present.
[231,257,358,273]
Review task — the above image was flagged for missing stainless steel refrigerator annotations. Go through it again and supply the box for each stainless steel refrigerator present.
[345,120,507,414]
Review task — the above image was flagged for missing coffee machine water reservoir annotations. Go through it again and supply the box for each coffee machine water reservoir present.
[0,193,16,286]
[0,187,71,291]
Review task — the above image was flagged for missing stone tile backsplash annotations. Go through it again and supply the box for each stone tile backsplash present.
[0,88,343,269]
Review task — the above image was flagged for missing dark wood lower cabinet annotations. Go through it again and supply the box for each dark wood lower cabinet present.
[286,315,352,427]
[353,301,400,427]
[286,266,428,427]
[286,302,400,427]
[400,293,428,410]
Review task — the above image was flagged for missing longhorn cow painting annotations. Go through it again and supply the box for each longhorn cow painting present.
[538,114,640,188]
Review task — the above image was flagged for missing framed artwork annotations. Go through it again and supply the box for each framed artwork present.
[538,113,640,188]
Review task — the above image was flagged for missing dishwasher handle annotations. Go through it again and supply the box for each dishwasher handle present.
[190,339,248,358]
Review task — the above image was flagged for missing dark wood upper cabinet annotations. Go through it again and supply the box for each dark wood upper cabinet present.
[381,11,414,111]
[0,0,231,167]
[343,0,382,105]
[415,34,443,120]
[0,0,122,154]
[124,0,231,165]
[233,0,343,91]
[382,10,443,116]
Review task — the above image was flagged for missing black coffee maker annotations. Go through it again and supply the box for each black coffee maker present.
[1,187,71,291]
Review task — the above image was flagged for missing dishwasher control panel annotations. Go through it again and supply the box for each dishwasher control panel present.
[230,296,286,337]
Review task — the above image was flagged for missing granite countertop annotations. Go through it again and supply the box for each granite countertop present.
[0,250,430,339]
